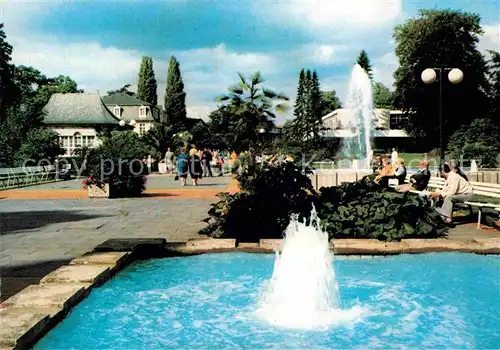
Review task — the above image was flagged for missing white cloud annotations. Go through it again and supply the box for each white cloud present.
[256,0,403,35]
[372,52,399,89]
[478,23,500,56]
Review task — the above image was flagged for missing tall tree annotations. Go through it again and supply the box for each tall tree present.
[0,23,19,117]
[356,50,373,81]
[164,56,187,126]
[107,84,135,97]
[216,71,289,152]
[319,90,342,117]
[486,50,500,122]
[307,70,322,141]
[293,69,307,131]
[393,9,490,148]
[372,82,394,109]
[136,56,158,105]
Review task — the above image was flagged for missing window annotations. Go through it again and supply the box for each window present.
[113,106,121,117]
[389,114,409,130]
[59,134,96,155]
[139,106,147,118]
[139,123,146,136]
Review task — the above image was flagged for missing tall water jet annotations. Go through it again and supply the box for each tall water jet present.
[339,64,375,169]
[256,207,363,330]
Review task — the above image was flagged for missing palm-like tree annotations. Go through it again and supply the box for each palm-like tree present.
[216,72,289,151]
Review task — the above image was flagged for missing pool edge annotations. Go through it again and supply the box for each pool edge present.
[1,237,499,349]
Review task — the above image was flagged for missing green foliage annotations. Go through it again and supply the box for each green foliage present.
[0,23,19,116]
[107,84,135,97]
[447,118,500,167]
[393,10,490,148]
[15,128,64,165]
[136,56,158,106]
[215,72,289,152]
[486,50,500,120]
[356,50,373,81]
[315,180,448,241]
[373,82,394,109]
[319,90,342,117]
[200,161,315,242]
[85,131,149,197]
[164,56,187,126]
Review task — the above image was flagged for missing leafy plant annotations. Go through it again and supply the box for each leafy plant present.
[315,179,448,241]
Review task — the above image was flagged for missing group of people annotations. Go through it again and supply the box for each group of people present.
[164,147,228,186]
[372,153,474,225]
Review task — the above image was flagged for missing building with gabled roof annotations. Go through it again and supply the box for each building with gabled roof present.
[101,93,160,136]
[43,92,122,156]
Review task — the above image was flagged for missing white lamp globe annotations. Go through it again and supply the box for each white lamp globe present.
[421,68,437,84]
[448,68,463,84]
[129,119,136,126]
[259,128,265,134]
[119,120,126,127]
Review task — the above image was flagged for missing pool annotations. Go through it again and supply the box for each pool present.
[36,252,500,349]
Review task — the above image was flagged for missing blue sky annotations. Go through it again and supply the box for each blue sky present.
[1,0,499,123]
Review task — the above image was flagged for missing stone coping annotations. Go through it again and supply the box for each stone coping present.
[1,237,499,349]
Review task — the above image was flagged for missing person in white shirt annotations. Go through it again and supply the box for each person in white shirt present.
[428,163,473,224]
[391,148,398,166]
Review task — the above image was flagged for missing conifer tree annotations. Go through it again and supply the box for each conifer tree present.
[136,57,158,106]
[309,70,322,139]
[164,56,187,126]
[356,50,373,81]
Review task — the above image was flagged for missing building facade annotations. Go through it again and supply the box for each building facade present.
[101,93,159,136]
[43,93,122,156]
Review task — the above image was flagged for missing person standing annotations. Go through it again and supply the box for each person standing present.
[391,148,398,166]
[165,147,174,174]
[189,148,202,186]
[216,152,225,176]
[177,148,189,187]
[202,148,213,177]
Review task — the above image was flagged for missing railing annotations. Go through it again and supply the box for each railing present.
[0,165,59,189]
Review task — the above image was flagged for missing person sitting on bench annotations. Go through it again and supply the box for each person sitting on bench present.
[397,159,430,192]
[374,157,393,187]
[428,163,473,224]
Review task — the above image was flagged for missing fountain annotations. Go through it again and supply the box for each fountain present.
[256,207,364,330]
[340,64,376,170]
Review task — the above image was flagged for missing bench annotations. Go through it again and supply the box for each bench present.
[405,174,500,228]
[0,165,58,189]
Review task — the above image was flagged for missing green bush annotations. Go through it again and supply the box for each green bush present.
[315,179,448,241]
[84,131,148,197]
[200,162,448,242]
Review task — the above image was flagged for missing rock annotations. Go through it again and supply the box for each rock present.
[40,265,111,285]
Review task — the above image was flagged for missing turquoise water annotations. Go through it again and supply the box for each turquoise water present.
[36,253,500,349]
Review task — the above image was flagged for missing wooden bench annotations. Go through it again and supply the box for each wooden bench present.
[0,165,58,189]
[405,174,500,228]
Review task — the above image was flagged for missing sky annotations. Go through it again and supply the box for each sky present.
[1,0,499,124]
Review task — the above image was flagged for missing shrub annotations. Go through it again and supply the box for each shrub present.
[84,131,148,197]
[200,161,316,242]
[315,179,448,241]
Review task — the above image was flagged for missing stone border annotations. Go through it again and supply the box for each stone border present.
[1,236,499,349]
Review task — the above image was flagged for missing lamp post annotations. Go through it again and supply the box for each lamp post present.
[421,67,463,171]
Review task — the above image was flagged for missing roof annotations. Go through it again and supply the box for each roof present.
[320,129,410,138]
[101,93,152,106]
[43,93,120,125]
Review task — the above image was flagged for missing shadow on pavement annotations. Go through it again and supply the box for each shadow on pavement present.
[0,210,113,235]
[0,258,72,301]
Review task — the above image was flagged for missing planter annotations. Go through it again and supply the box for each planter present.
[87,183,111,198]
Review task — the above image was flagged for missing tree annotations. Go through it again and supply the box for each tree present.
[0,23,19,117]
[372,82,394,109]
[36,75,83,106]
[486,50,500,121]
[16,128,64,164]
[319,90,342,117]
[306,70,322,142]
[107,84,135,97]
[164,56,187,126]
[216,71,289,152]
[136,56,158,106]
[356,50,373,81]
[447,118,500,168]
[393,9,490,148]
